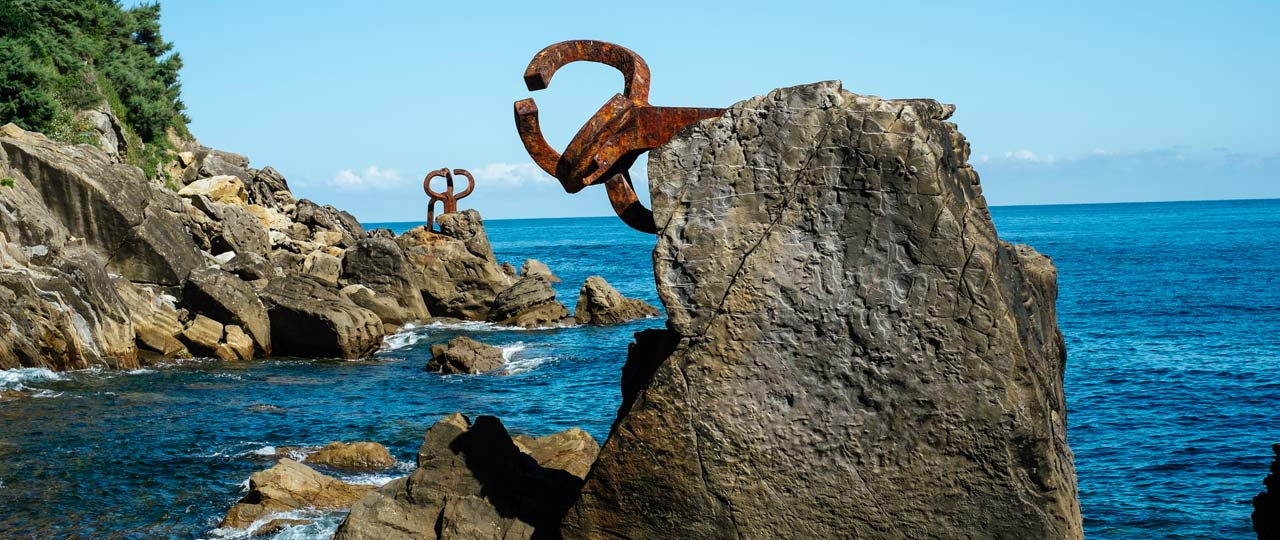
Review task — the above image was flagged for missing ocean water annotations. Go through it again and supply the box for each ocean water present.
[0,199,1276,539]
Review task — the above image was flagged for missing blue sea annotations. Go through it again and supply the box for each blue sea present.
[0,198,1276,539]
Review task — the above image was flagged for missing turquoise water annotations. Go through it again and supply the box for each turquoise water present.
[0,199,1277,539]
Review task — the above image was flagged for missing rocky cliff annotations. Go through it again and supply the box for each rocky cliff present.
[561,81,1083,539]
[0,123,584,370]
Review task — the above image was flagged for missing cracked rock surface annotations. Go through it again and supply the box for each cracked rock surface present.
[562,81,1083,539]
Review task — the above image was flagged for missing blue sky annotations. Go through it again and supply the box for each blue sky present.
[152,1,1279,221]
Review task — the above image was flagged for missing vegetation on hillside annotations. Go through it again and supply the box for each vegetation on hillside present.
[0,0,190,177]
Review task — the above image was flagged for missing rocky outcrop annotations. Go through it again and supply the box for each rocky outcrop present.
[572,276,659,325]
[341,237,430,325]
[562,82,1082,539]
[427,336,505,375]
[183,267,271,356]
[1255,443,1280,539]
[220,458,374,530]
[261,273,384,359]
[334,413,598,540]
[491,275,570,328]
[397,211,513,320]
[520,258,560,283]
[305,441,397,471]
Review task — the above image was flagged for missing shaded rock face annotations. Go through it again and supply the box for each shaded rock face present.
[397,212,512,320]
[563,81,1082,539]
[335,413,598,540]
[1255,443,1280,539]
[220,458,374,530]
[183,267,271,356]
[572,276,659,325]
[261,273,384,359]
[427,336,505,374]
[341,237,430,324]
[492,275,569,328]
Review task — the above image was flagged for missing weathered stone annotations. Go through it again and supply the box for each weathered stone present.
[250,518,312,538]
[427,336,505,374]
[520,258,560,282]
[220,458,374,530]
[223,325,254,361]
[511,427,599,480]
[1255,443,1280,539]
[261,273,383,359]
[74,103,126,162]
[562,82,1082,539]
[180,314,223,356]
[340,285,411,331]
[295,199,365,248]
[340,237,429,325]
[0,246,139,370]
[302,251,342,287]
[572,275,659,325]
[183,267,271,356]
[334,414,592,540]
[115,278,189,358]
[0,127,202,285]
[397,213,512,320]
[221,252,274,281]
[247,166,291,209]
[246,204,292,231]
[179,175,249,206]
[187,197,271,262]
[501,261,518,278]
[491,275,569,328]
[305,442,397,471]
[197,149,251,182]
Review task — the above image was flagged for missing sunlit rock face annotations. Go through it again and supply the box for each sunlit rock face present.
[562,81,1083,540]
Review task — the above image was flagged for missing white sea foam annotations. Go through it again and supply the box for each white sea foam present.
[203,508,344,540]
[339,459,413,487]
[250,445,277,456]
[0,367,64,391]
[125,368,156,375]
[500,342,527,360]
[503,356,554,375]
[380,330,425,352]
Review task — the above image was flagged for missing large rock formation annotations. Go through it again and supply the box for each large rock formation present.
[572,276,660,325]
[261,273,384,359]
[397,211,513,320]
[562,82,1082,539]
[335,413,598,540]
[491,275,570,328]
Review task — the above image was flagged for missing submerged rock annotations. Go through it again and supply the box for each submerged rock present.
[335,413,597,540]
[562,81,1082,539]
[220,458,373,530]
[306,441,397,471]
[427,336,505,374]
[261,273,384,359]
[491,275,570,328]
[572,276,659,325]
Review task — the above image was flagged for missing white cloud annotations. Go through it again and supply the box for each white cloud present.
[998,149,1057,163]
[330,165,402,190]
[471,162,554,187]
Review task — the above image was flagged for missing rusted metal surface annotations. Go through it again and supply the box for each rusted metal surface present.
[423,167,475,231]
[514,40,724,233]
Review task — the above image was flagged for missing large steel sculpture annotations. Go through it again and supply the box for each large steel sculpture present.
[514,40,724,233]
[424,167,475,231]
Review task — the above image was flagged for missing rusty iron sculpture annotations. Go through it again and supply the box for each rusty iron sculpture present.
[514,40,725,233]
[423,167,475,231]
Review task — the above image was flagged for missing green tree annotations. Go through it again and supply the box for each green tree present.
[0,39,58,132]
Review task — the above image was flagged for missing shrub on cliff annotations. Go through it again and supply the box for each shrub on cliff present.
[0,0,189,151]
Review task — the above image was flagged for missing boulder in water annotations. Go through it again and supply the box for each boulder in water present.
[397,211,512,320]
[572,276,659,325]
[305,441,397,471]
[1255,443,1280,539]
[427,336,505,374]
[220,458,374,530]
[491,275,570,328]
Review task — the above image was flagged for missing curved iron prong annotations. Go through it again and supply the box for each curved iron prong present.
[424,167,451,199]
[452,168,475,199]
[523,40,651,102]
[605,172,657,234]
[514,99,561,178]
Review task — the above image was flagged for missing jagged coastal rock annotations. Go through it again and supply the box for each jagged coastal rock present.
[562,81,1083,539]
[0,122,570,370]
[335,413,599,540]
[1255,443,1279,539]
[572,276,660,325]
[220,458,374,530]
[427,336,505,374]
[305,441,397,471]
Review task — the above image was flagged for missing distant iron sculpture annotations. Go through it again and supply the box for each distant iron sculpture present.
[424,167,475,231]
[514,40,725,233]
